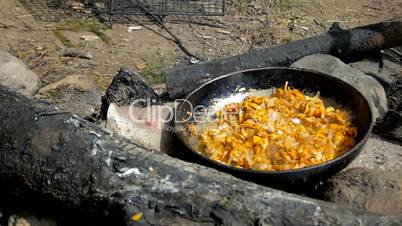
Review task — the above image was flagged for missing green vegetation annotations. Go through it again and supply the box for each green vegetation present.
[93,73,111,92]
[140,64,166,85]
[146,73,165,85]
[53,29,74,48]
[53,20,111,48]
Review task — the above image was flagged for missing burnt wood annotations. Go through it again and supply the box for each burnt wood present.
[0,86,401,225]
[166,19,402,98]
[100,67,160,119]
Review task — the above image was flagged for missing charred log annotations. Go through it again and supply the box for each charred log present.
[100,67,160,119]
[0,86,401,225]
[166,19,402,98]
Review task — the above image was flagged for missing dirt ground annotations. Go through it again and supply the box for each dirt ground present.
[0,0,401,92]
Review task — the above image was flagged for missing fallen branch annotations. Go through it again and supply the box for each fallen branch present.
[171,18,227,28]
[363,5,382,11]
[130,0,203,61]
[0,86,401,225]
[166,19,402,98]
[0,22,14,29]
[62,49,93,59]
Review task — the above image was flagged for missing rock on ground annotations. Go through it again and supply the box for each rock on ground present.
[350,54,402,143]
[291,54,388,120]
[36,74,101,118]
[348,135,402,171]
[318,168,402,216]
[375,79,402,143]
[349,57,402,85]
[0,51,40,96]
[375,107,402,143]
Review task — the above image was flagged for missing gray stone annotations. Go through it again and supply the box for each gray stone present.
[349,58,402,85]
[348,135,402,171]
[375,109,402,143]
[383,46,402,64]
[291,54,388,120]
[36,74,101,118]
[319,168,402,215]
[375,78,402,143]
[0,51,40,96]
[348,49,402,143]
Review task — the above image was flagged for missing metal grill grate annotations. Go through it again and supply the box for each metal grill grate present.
[19,0,107,21]
[110,0,225,16]
[19,0,225,22]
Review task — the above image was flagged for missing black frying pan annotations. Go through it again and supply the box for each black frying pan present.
[174,67,373,190]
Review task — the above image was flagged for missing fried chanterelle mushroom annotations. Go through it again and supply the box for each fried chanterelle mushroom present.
[193,83,357,171]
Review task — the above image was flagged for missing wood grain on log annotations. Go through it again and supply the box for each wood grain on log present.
[0,86,401,225]
[166,19,402,98]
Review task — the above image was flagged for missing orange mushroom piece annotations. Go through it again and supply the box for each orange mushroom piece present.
[193,83,357,171]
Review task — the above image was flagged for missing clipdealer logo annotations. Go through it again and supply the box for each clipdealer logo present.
[126,98,239,131]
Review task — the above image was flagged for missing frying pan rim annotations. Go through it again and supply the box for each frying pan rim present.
[174,66,374,175]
